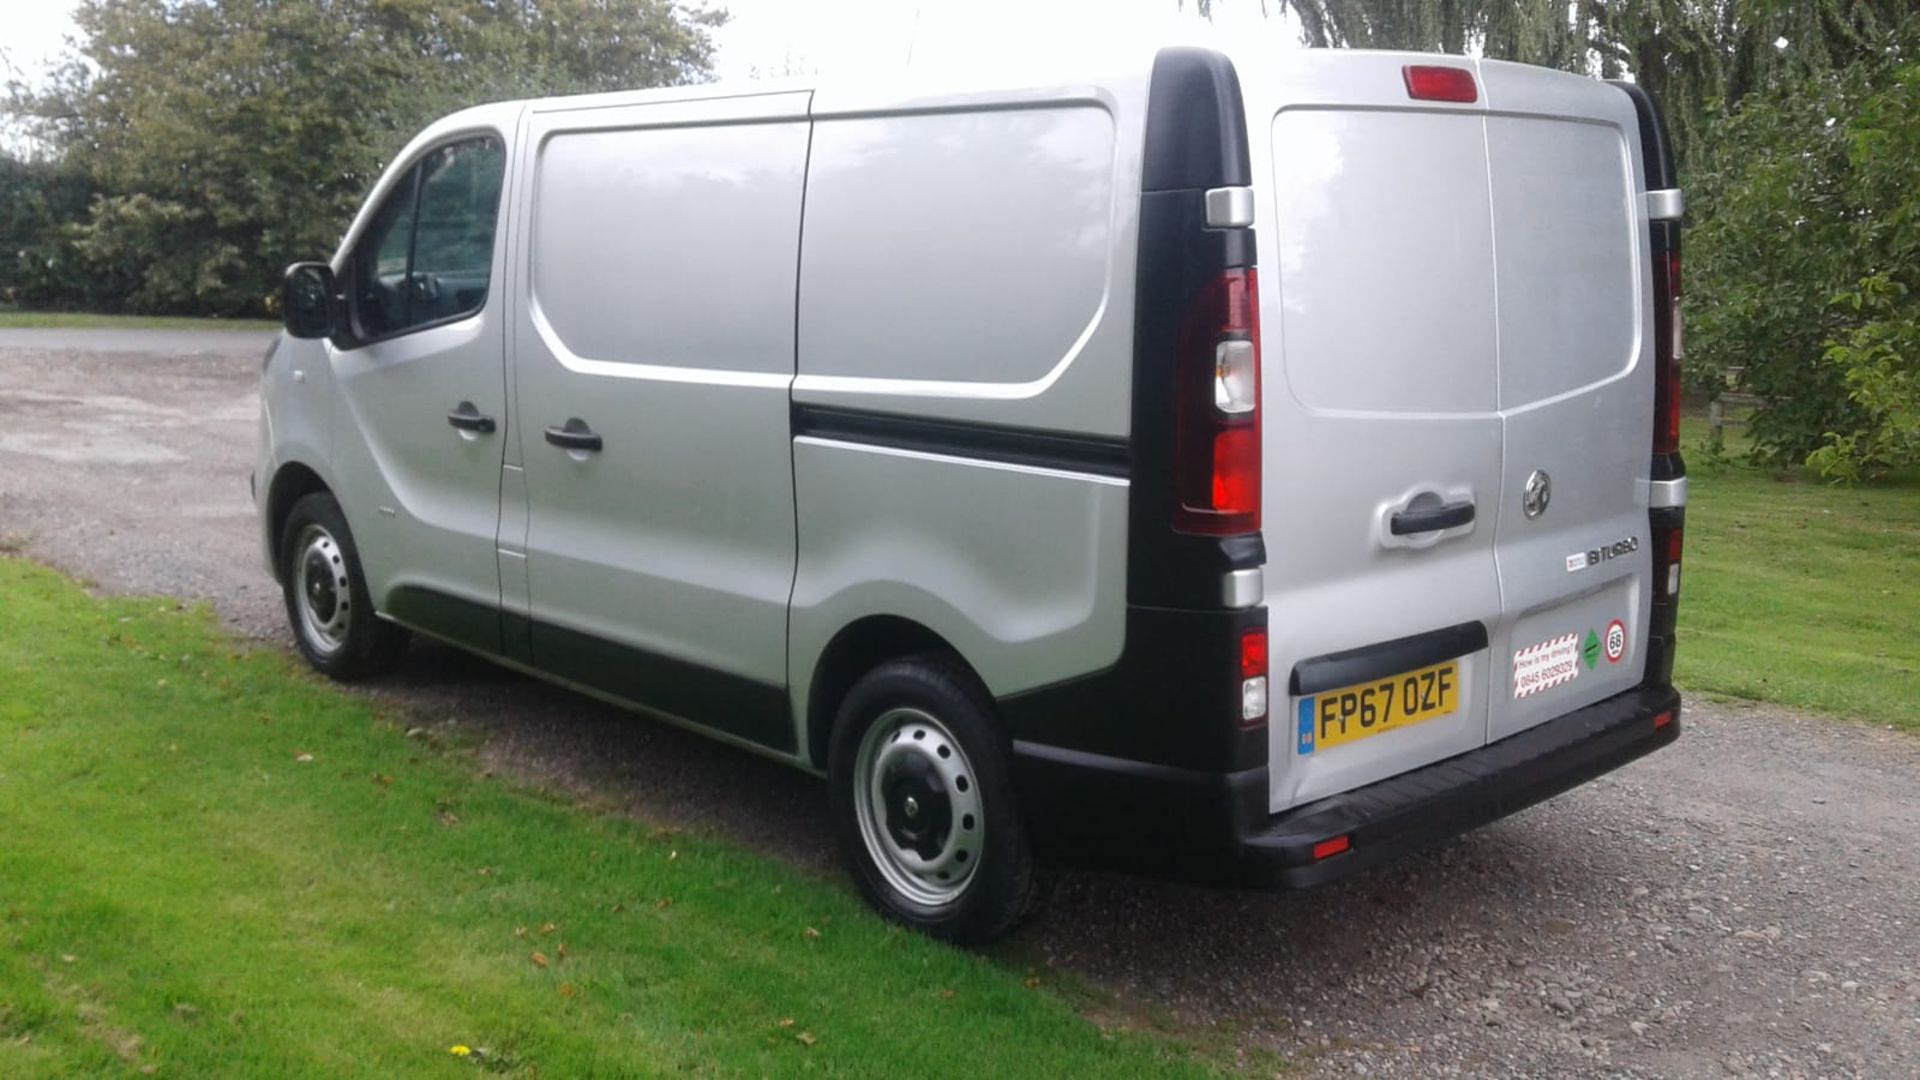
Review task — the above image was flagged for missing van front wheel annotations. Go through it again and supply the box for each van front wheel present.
[828,656,1033,945]
[278,492,408,680]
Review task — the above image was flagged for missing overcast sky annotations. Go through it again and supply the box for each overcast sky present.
[1,0,1299,88]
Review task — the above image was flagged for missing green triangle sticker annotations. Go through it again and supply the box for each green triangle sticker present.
[1582,629,1601,670]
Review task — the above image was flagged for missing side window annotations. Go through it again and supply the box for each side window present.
[345,136,505,343]
[348,169,418,341]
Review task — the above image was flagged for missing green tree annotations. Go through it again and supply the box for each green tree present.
[8,0,723,315]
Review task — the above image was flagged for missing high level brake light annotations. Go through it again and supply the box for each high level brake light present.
[1172,268,1262,536]
[1403,65,1478,104]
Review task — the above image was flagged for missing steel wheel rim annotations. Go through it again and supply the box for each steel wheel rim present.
[293,524,352,656]
[853,706,985,907]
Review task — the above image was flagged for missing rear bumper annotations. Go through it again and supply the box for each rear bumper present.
[1012,682,1680,887]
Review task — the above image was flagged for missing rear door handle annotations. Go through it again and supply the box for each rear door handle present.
[544,419,602,453]
[1390,499,1475,535]
[445,401,496,434]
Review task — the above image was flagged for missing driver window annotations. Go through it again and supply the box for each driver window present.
[345,135,505,343]
[348,169,418,340]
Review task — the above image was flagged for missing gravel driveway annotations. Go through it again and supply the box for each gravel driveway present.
[2,330,1916,1078]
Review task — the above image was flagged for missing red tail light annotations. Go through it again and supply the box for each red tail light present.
[1173,268,1261,536]
[1403,65,1478,104]
[1239,626,1268,729]
[1652,249,1682,454]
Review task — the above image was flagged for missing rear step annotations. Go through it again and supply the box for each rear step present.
[1241,683,1680,887]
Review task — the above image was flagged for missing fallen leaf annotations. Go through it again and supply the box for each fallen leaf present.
[294,752,314,763]
[372,774,393,787]
[530,951,549,968]
[513,926,528,938]
[796,1031,817,1047]
[803,927,821,940]
[539,922,557,935]
[558,982,577,998]
[668,850,678,861]
[776,1018,795,1028]
[556,942,568,960]
[1023,977,1041,989]
[654,896,672,910]
[475,867,493,877]
[438,812,459,827]
[59,954,76,964]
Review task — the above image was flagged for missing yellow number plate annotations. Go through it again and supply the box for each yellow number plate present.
[1295,660,1460,756]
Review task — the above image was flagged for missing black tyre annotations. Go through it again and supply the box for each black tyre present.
[828,654,1034,945]
[278,492,409,680]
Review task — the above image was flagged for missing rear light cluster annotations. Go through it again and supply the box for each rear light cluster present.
[1173,268,1262,536]
[1652,250,1683,454]
[1653,522,1683,600]
[1239,627,1268,728]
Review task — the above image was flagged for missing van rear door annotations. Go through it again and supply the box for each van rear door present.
[1245,52,1658,811]
[1478,61,1654,740]
[1248,53,1507,809]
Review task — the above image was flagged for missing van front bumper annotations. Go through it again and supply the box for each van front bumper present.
[1011,682,1681,888]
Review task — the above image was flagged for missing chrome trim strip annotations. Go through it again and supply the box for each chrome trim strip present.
[1223,567,1263,609]
[1649,476,1688,508]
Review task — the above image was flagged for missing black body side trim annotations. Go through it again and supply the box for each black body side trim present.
[385,585,503,656]
[1127,185,1262,606]
[1612,78,1688,488]
[792,404,1129,479]
[383,586,794,754]
[1608,81,1674,191]
[1290,621,1489,696]
[1141,47,1252,192]
[1643,505,1686,688]
[1013,682,1680,887]
[531,621,795,754]
[999,604,1268,774]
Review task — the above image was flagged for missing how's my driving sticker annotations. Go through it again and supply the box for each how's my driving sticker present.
[1513,633,1580,699]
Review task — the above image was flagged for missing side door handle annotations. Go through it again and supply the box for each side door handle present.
[445,401,496,434]
[543,418,603,453]
[1390,499,1475,535]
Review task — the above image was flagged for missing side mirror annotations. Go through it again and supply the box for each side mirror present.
[282,262,338,339]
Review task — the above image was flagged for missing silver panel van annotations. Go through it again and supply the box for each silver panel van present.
[258,47,1687,943]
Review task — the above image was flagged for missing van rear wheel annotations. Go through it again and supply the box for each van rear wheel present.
[279,492,408,680]
[828,655,1033,945]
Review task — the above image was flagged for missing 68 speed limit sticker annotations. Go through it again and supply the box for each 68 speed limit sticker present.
[1605,619,1627,663]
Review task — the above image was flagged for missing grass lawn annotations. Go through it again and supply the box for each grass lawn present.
[0,311,279,332]
[1676,414,1920,730]
[0,558,1243,1078]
